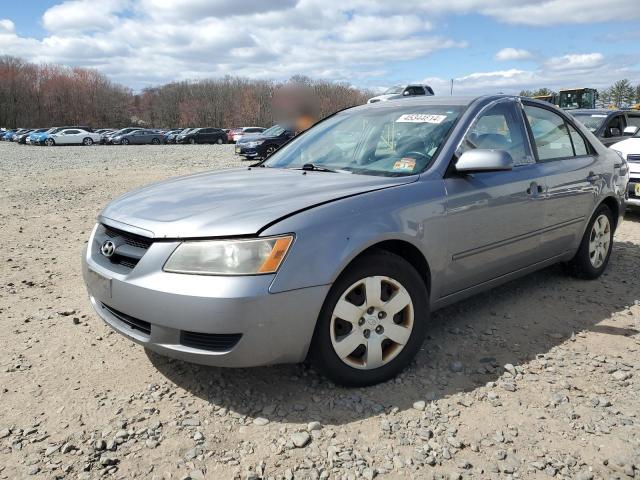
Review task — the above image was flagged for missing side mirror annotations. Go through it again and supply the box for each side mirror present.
[608,127,621,137]
[456,149,514,173]
[623,126,639,136]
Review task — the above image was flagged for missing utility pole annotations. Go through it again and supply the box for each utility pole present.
[450,79,454,95]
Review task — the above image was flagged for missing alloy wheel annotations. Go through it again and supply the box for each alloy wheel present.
[330,275,414,370]
[588,214,611,268]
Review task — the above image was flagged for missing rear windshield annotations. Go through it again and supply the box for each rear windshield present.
[571,113,607,133]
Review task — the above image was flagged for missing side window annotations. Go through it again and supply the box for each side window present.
[523,105,574,161]
[405,86,425,96]
[627,115,640,128]
[567,124,588,156]
[605,115,625,137]
[461,101,531,166]
[66,130,79,135]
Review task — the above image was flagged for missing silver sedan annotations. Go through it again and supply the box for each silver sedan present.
[83,95,629,386]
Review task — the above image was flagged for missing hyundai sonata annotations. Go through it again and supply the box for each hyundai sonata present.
[83,95,628,386]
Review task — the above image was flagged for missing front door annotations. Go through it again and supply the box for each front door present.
[600,114,627,147]
[443,99,547,295]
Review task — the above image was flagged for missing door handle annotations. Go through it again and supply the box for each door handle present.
[526,182,544,196]
[586,173,600,183]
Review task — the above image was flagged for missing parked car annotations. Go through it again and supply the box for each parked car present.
[230,126,265,143]
[46,128,101,146]
[24,128,49,144]
[108,128,141,144]
[571,109,640,147]
[235,124,295,159]
[82,95,627,386]
[610,130,640,209]
[367,84,435,104]
[2,129,17,141]
[116,129,164,145]
[176,127,227,144]
[9,128,30,141]
[16,129,37,144]
[37,126,94,146]
[162,129,183,144]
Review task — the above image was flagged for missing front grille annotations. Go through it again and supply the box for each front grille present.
[96,224,153,271]
[627,154,640,163]
[104,226,153,249]
[180,331,242,352]
[102,304,151,335]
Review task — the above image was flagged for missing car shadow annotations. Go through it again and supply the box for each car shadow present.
[148,238,640,427]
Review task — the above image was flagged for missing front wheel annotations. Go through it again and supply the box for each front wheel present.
[45,138,55,146]
[310,250,428,386]
[189,138,196,144]
[567,204,614,279]
[82,137,93,146]
[264,145,277,158]
[121,138,129,145]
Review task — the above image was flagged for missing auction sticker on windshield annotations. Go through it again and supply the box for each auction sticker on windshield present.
[393,158,416,171]
[396,114,447,124]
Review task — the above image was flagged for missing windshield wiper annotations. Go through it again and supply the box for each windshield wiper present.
[297,163,339,173]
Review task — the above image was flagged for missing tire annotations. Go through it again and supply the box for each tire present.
[82,137,93,146]
[216,137,224,144]
[189,138,195,144]
[122,138,129,145]
[309,250,428,386]
[45,138,55,146]
[567,204,614,279]
[264,145,277,158]
[151,138,160,145]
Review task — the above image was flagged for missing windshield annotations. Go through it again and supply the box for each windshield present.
[571,113,607,133]
[262,125,286,136]
[383,86,404,95]
[264,105,462,176]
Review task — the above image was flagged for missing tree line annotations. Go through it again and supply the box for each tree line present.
[0,56,371,129]
[519,79,640,108]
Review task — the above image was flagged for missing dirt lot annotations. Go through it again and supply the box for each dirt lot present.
[1,142,639,480]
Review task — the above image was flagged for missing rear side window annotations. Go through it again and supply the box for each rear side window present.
[461,101,531,166]
[523,105,574,161]
[627,115,640,128]
[567,124,588,156]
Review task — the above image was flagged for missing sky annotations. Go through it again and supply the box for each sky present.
[1,0,639,95]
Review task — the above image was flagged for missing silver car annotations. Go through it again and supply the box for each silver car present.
[82,95,629,386]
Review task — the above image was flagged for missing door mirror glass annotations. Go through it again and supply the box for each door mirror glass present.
[456,149,514,173]
[608,127,621,137]
[623,126,638,136]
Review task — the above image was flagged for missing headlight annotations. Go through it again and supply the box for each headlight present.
[246,140,264,148]
[164,235,294,275]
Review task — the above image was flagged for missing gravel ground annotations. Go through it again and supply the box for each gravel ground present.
[1,142,639,480]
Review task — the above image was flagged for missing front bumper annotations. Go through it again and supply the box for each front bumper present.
[82,225,329,367]
[235,144,261,157]
[628,177,640,207]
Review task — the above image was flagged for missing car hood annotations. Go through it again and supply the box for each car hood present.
[100,167,416,238]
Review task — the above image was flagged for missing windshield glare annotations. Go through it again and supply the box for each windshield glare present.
[572,114,606,133]
[264,105,462,176]
[383,86,404,95]
[262,125,285,136]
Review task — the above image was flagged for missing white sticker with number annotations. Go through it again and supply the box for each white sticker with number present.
[396,114,447,124]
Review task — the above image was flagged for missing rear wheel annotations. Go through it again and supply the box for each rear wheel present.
[82,137,93,146]
[567,204,613,279]
[151,138,160,145]
[216,137,224,144]
[310,250,428,386]
[45,138,55,146]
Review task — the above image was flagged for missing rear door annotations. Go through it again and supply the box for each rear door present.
[521,102,599,256]
[443,98,548,295]
[199,128,213,143]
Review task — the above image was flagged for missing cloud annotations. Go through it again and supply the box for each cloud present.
[0,18,15,33]
[546,53,605,71]
[42,0,130,32]
[339,15,431,42]
[495,48,532,61]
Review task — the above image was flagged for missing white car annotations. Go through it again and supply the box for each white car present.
[47,128,101,146]
[610,127,640,208]
[367,84,435,104]
[232,126,265,143]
